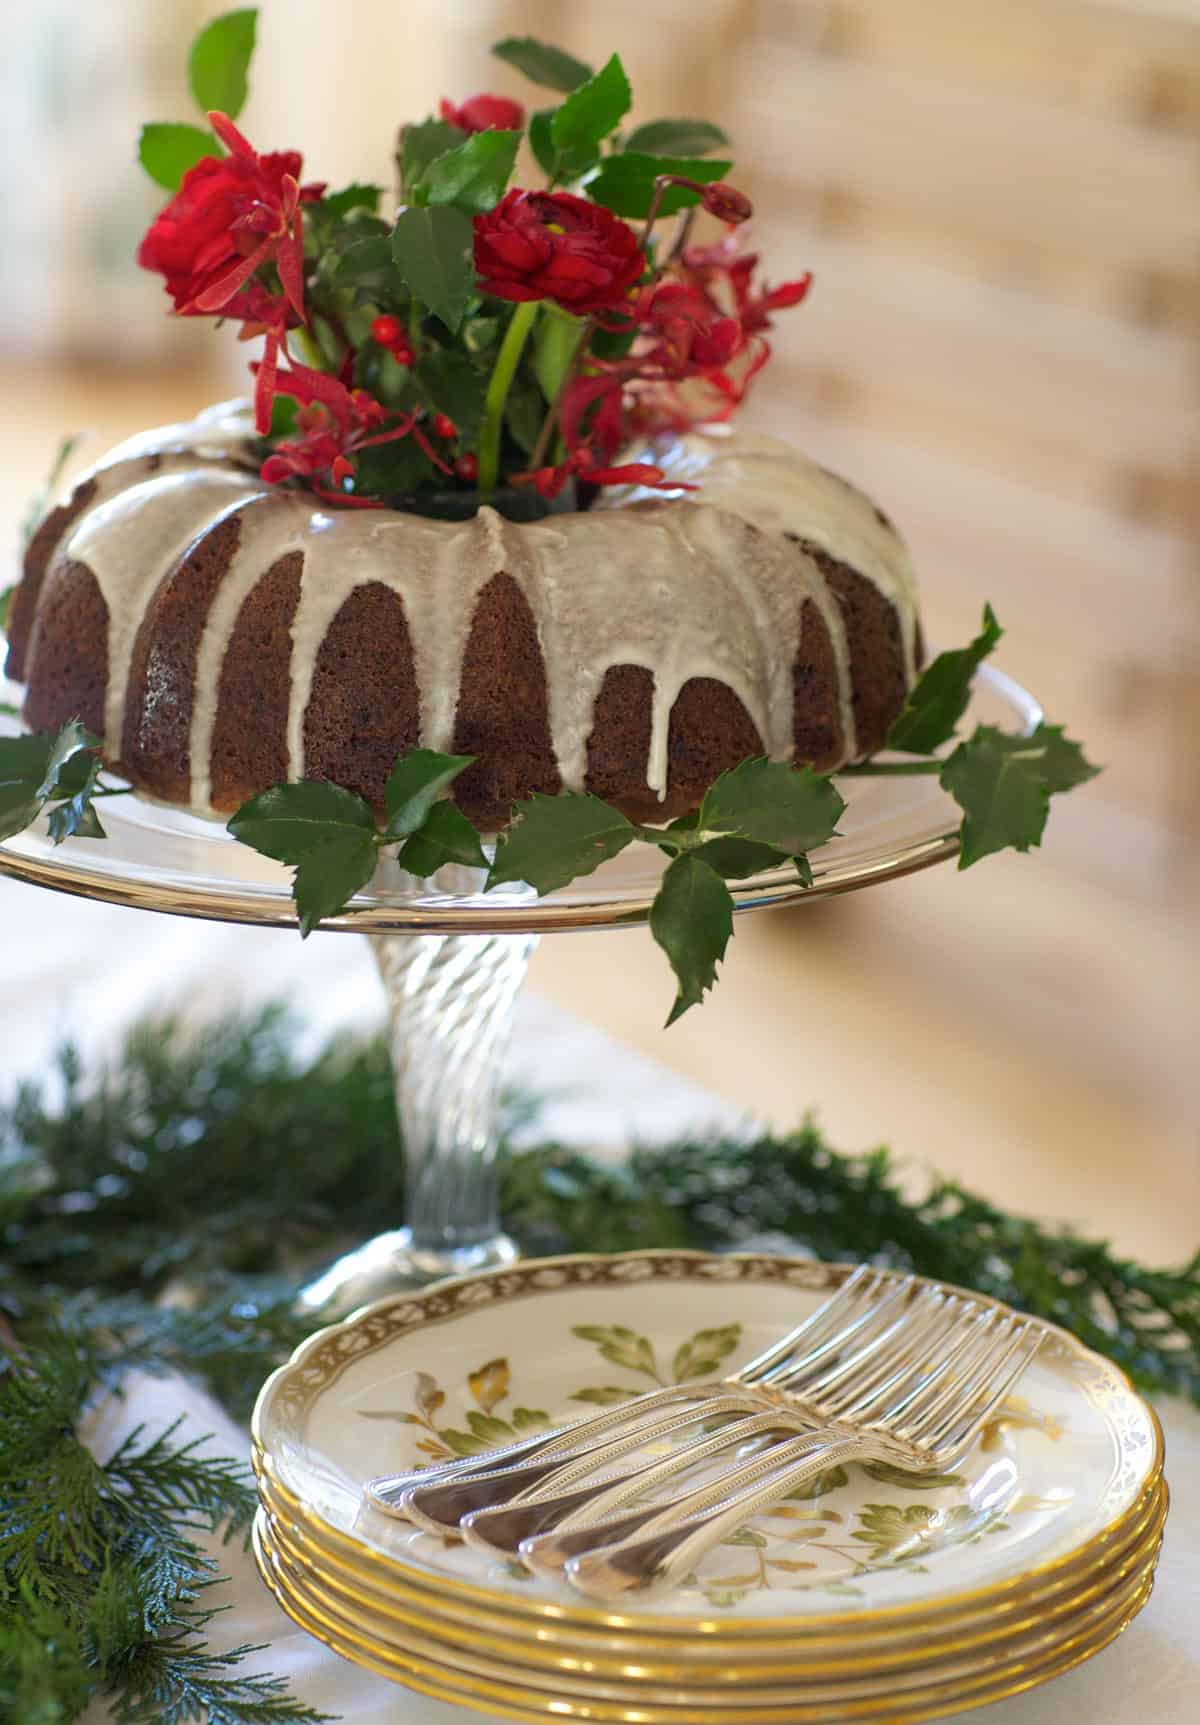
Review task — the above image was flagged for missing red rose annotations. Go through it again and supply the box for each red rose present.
[473,189,644,315]
[137,111,320,319]
[439,93,525,134]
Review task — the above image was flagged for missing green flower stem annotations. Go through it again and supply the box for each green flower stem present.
[478,301,540,497]
[838,760,942,777]
[530,316,593,471]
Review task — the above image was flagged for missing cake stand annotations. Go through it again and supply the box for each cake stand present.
[0,649,1040,1314]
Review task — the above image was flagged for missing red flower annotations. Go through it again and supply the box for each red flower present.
[137,111,321,322]
[682,236,811,334]
[517,448,695,500]
[474,190,644,315]
[259,363,451,501]
[439,93,525,134]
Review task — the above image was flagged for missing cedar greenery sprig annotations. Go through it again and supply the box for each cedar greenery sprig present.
[1,1007,1194,1719]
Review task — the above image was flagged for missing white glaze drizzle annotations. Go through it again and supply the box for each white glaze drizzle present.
[24,405,920,815]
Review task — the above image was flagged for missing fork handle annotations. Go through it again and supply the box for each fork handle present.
[564,1429,870,1602]
[363,1383,720,1516]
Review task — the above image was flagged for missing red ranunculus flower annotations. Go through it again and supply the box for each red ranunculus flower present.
[439,93,525,134]
[474,190,644,315]
[137,111,322,321]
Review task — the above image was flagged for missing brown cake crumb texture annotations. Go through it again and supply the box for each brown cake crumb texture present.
[11,491,912,831]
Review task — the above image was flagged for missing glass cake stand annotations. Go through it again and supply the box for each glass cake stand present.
[0,654,1040,1313]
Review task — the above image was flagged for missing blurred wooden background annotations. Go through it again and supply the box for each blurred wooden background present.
[1,0,1196,1250]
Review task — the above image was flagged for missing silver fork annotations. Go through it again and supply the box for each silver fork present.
[449,1279,983,1558]
[535,1300,1042,1601]
[365,1266,915,1532]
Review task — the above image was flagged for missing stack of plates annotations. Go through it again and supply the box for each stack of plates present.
[252,1252,1167,1723]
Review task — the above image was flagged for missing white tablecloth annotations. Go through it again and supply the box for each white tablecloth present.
[1,878,1193,1724]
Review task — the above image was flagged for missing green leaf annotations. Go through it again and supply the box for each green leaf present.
[0,584,13,628]
[419,130,521,214]
[700,758,844,857]
[319,182,382,221]
[528,107,600,183]
[503,379,548,453]
[400,118,465,201]
[383,748,475,839]
[690,836,789,879]
[623,119,731,157]
[188,8,257,119]
[46,757,107,845]
[1026,723,1102,795]
[551,54,632,158]
[887,605,1003,754]
[334,235,395,283]
[395,800,488,877]
[722,1526,768,1548]
[415,349,487,442]
[586,152,732,219]
[487,792,635,893]
[569,1386,635,1406]
[940,723,1100,869]
[391,204,476,333]
[227,780,377,861]
[292,830,379,937]
[137,122,216,192]
[649,853,734,1026]
[0,722,98,842]
[491,36,593,92]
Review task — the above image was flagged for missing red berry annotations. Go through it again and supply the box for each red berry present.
[371,314,401,345]
[432,413,457,440]
[455,453,478,483]
[389,338,414,367]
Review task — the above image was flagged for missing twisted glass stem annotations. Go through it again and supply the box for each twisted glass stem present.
[372,929,537,1260]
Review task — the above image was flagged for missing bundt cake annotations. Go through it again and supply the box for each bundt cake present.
[5,402,922,832]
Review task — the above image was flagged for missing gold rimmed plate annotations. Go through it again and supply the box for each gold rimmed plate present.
[254,1471,1167,1683]
[253,1512,1159,1724]
[252,1253,1165,1639]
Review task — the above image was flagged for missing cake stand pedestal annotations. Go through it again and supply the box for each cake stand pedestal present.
[0,651,1040,1316]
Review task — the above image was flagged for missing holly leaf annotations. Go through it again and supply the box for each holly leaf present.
[227,779,377,860]
[138,123,216,192]
[46,755,106,845]
[415,349,487,443]
[886,605,1003,755]
[940,723,1100,869]
[395,801,488,877]
[491,36,593,93]
[319,182,382,222]
[292,830,379,937]
[700,758,844,857]
[487,792,635,893]
[649,853,734,1026]
[624,119,731,157]
[690,836,789,879]
[0,721,96,842]
[383,748,475,838]
[391,205,476,333]
[586,152,732,219]
[419,130,521,214]
[551,55,632,158]
[188,8,257,119]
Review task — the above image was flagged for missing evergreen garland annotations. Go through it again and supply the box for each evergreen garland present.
[1,1007,1196,1722]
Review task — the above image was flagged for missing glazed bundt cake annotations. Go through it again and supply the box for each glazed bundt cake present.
[5,402,921,831]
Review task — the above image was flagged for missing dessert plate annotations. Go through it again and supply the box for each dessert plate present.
[253,1511,1159,1724]
[251,1252,1164,1635]
[253,1468,1166,1678]
[0,648,1040,932]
